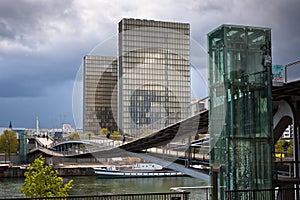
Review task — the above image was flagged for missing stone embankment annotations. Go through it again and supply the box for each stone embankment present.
[0,164,99,178]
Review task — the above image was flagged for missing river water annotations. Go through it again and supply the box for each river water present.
[0,176,209,199]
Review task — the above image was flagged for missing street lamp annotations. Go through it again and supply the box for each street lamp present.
[5,139,8,163]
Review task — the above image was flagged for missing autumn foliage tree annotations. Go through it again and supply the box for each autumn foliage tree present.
[0,130,19,161]
[99,128,110,136]
[19,156,73,198]
[67,132,80,140]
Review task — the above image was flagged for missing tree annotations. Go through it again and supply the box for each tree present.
[85,132,95,139]
[67,132,80,140]
[99,128,110,136]
[19,156,73,198]
[0,130,19,161]
[110,130,122,140]
[275,139,293,156]
[287,142,293,155]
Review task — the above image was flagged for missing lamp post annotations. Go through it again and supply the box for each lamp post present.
[5,139,8,163]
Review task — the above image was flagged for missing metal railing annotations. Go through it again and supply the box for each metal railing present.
[170,186,211,200]
[130,99,208,139]
[274,160,300,179]
[226,187,300,200]
[1,192,190,200]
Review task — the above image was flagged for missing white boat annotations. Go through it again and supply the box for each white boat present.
[94,163,185,178]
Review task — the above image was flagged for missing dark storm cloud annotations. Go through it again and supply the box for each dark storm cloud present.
[0,0,77,49]
[0,56,80,97]
[189,0,300,65]
[0,80,41,98]
[0,0,86,98]
[192,0,233,13]
[0,0,299,128]
[268,0,300,64]
[0,21,14,40]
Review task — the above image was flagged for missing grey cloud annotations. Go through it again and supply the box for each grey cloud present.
[192,0,233,13]
[0,20,15,40]
[268,0,300,64]
[0,0,78,50]
[0,50,82,98]
[0,0,299,128]
[0,80,42,98]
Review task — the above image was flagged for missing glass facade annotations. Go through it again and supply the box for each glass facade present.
[18,130,27,164]
[118,19,191,136]
[208,25,273,199]
[83,56,118,134]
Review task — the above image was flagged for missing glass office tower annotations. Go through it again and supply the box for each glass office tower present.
[208,25,273,199]
[118,19,191,136]
[83,56,118,134]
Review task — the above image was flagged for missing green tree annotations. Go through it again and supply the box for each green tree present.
[287,142,293,155]
[275,139,294,156]
[99,128,110,136]
[110,131,122,140]
[85,132,95,139]
[19,156,73,198]
[0,130,19,161]
[275,139,285,153]
[67,132,80,140]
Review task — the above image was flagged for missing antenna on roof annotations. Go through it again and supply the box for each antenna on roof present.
[36,117,39,136]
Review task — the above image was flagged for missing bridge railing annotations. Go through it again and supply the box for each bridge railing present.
[56,140,123,156]
[0,192,190,200]
[130,98,208,139]
[170,186,210,200]
[274,160,300,179]
[226,187,300,200]
[144,146,210,166]
[285,60,300,83]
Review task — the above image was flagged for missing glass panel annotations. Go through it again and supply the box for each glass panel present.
[208,25,273,199]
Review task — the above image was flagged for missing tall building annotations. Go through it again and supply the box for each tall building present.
[83,18,191,136]
[118,19,191,136]
[83,56,118,134]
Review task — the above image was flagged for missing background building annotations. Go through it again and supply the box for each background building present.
[118,18,191,136]
[83,56,118,134]
[83,19,192,136]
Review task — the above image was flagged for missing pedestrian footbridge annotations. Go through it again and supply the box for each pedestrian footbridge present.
[28,63,300,182]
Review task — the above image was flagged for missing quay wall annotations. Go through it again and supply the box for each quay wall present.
[0,165,96,178]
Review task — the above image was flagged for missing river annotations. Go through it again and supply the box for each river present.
[0,176,209,199]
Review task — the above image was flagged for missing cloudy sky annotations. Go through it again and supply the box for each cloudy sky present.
[0,0,299,129]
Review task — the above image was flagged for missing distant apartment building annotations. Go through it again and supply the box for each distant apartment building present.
[118,19,191,135]
[191,98,208,115]
[83,56,118,134]
[282,124,293,139]
[83,18,191,136]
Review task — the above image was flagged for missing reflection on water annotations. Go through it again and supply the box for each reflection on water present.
[0,176,209,199]
[0,178,24,198]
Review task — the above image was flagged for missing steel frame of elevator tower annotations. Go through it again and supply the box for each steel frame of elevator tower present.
[208,24,273,200]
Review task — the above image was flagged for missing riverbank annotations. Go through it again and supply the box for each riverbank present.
[0,164,105,178]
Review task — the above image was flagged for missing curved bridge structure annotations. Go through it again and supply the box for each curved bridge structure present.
[28,70,300,182]
[29,109,208,158]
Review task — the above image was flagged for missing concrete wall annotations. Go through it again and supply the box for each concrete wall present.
[0,153,20,164]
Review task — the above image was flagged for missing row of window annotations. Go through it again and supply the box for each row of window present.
[121,37,189,44]
[121,26,189,34]
[123,46,189,53]
[84,60,117,66]
[122,53,189,59]
[122,27,189,35]
[121,73,190,79]
[123,59,189,64]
